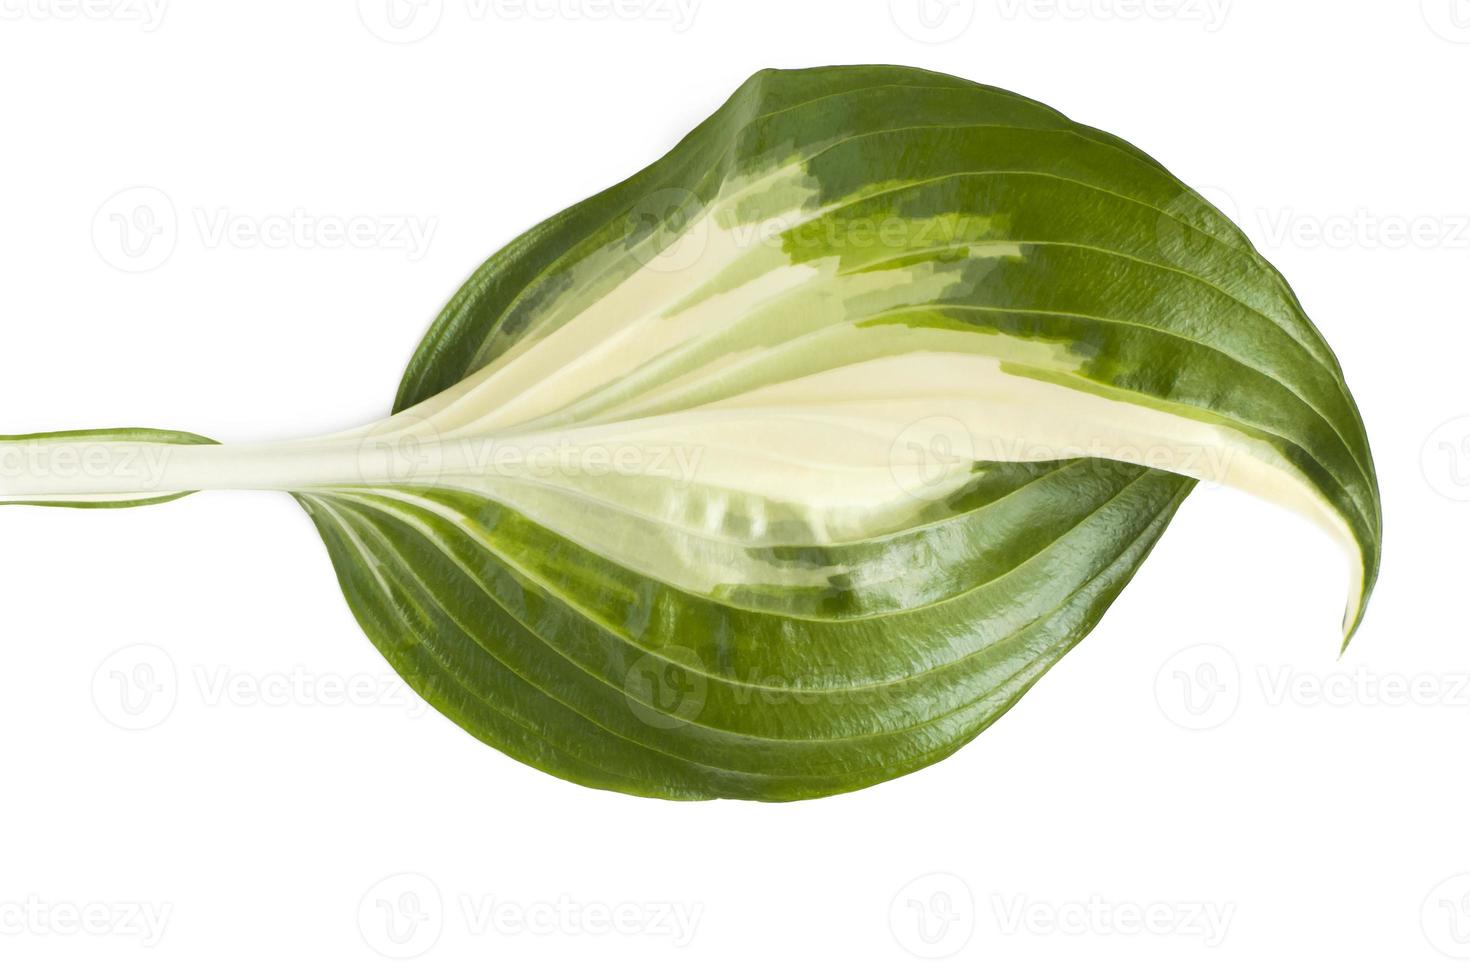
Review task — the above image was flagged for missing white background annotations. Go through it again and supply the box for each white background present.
[0,1,1466,975]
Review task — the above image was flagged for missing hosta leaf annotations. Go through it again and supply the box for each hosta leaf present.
[0,65,1379,800]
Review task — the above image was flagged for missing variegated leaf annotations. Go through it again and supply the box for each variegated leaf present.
[0,65,1379,800]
